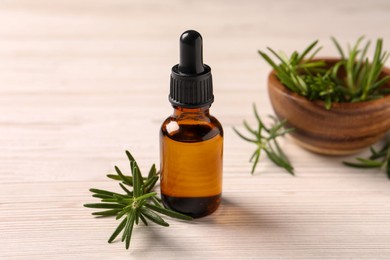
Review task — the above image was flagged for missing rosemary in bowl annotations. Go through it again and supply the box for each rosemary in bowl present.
[259,37,390,109]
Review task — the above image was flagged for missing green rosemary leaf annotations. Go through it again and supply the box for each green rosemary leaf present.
[126,150,141,177]
[144,203,193,220]
[101,198,123,203]
[116,209,128,220]
[119,183,132,195]
[233,127,258,143]
[356,57,369,94]
[307,46,323,61]
[297,60,325,69]
[355,39,370,78]
[253,105,269,132]
[251,149,261,174]
[140,208,170,227]
[249,149,258,163]
[84,203,124,209]
[135,210,140,225]
[266,47,290,68]
[264,148,294,175]
[362,39,382,98]
[107,173,147,184]
[108,217,127,243]
[290,51,298,64]
[112,194,131,203]
[139,214,148,226]
[347,36,364,89]
[114,166,133,186]
[331,61,344,79]
[121,211,133,241]
[89,188,121,197]
[123,213,135,249]
[148,164,157,179]
[380,51,390,63]
[356,158,384,166]
[135,192,157,202]
[92,193,113,199]
[125,150,136,164]
[143,175,159,193]
[342,161,381,168]
[331,37,345,60]
[92,209,121,217]
[264,149,283,168]
[297,40,319,63]
[258,50,279,70]
[268,119,286,138]
[243,120,257,136]
[151,196,163,207]
[369,75,390,92]
[272,139,288,163]
[106,174,122,181]
[132,163,142,197]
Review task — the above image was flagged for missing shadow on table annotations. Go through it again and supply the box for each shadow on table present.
[197,197,286,231]
[129,196,288,256]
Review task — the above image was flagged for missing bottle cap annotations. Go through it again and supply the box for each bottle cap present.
[169,30,214,108]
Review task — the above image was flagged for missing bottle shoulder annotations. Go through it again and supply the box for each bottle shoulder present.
[161,114,223,142]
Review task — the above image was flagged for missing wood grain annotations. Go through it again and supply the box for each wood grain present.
[1,0,390,259]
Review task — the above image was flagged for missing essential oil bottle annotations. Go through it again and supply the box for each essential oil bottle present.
[160,30,223,218]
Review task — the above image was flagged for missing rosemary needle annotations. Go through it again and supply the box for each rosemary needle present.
[84,150,192,249]
[233,104,295,175]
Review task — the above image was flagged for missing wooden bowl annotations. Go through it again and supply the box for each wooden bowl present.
[267,59,390,155]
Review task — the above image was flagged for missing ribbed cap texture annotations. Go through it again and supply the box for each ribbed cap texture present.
[169,64,214,107]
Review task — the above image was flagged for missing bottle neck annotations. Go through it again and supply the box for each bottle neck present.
[172,105,210,116]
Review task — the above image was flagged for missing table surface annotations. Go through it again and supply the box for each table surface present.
[1,0,390,259]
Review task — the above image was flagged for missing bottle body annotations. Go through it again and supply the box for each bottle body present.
[160,106,223,218]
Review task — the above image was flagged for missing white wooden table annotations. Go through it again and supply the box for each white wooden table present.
[1,0,390,259]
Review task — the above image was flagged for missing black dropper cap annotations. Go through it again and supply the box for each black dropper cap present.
[169,30,214,108]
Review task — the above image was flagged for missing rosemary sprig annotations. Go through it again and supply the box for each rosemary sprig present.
[233,105,294,175]
[84,151,192,249]
[343,135,390,179]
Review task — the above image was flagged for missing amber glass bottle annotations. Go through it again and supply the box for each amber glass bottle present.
[160,30,223,218]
